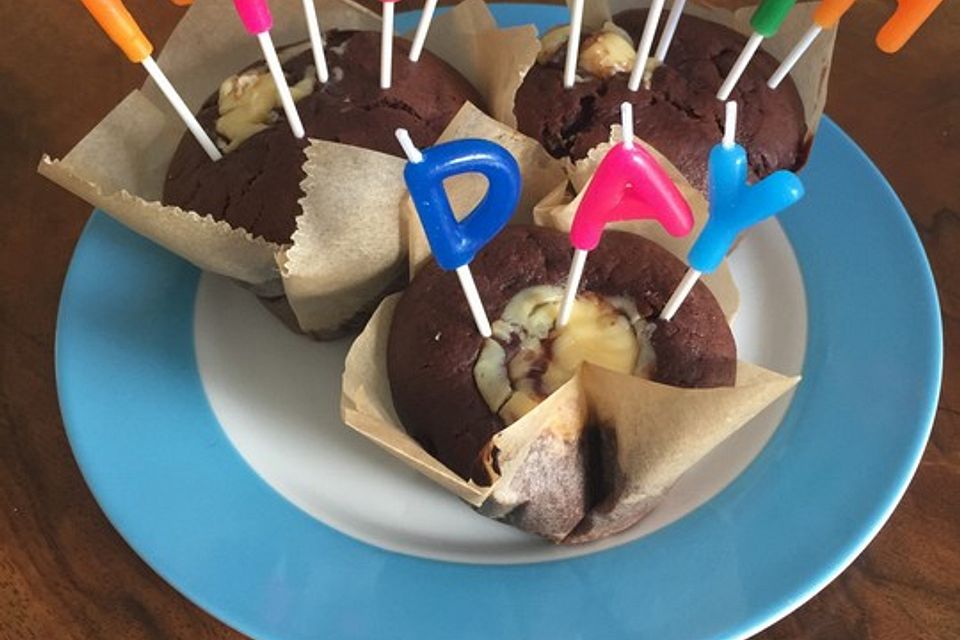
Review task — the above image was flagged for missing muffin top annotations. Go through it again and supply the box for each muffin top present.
[387,225,736,480]
[164,30,483,244]
[514,10,808,191]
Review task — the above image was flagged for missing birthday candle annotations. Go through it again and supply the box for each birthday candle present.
[876,0,943,53]
[80,0,221,161]
[768,0,856,89]
[380,0,402,89]
[716,0,797,101]
[233,0,306,138]
[654,0,688,63]
[628,0,668,91]
[302,0,330,82]
[557,102,694,327]
[660,102,805,321]
[395,129,522,338]
[409,0,439,63]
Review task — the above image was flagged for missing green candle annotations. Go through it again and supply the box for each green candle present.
[750,0,798,38]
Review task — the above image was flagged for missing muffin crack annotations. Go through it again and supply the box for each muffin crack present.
[560,94,598,156]
[365,95,428,125]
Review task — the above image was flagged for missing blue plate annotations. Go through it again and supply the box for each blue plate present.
[56,5,942,639]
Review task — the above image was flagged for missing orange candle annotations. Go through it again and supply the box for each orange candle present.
[876,0,943,53]
[80,0,153,63]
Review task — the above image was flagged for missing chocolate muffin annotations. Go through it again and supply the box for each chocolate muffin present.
[387,225,736,480]
[164,31,483,244]
[514,10,808,191]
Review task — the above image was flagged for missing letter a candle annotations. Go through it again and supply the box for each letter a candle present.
[232,0,306,138]
[395,129,522,338]
[80,0,221,161]
[557,103,695,328]
[660,102,805,321]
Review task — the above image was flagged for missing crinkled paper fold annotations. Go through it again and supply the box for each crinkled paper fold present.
[342,292,798,543]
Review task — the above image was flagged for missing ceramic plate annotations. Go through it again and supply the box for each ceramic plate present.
[56,5,942,639]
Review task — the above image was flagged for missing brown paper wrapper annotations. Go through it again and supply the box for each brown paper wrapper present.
[38,0,540,333]
[342,291,798,543]
[279,141,409,336]
[533,132,740,320]
[38,90,284,290]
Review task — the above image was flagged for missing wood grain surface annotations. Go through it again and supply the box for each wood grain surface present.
[1,0,956,638]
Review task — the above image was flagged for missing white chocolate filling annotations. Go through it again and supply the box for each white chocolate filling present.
[474,285,656,424]
[216,66,316,152]
[536,22,660,83]
[578,29,637,79]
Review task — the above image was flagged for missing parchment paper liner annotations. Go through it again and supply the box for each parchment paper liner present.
[343,293,798,543]
[485,0,835,173]
[38,0,541,333]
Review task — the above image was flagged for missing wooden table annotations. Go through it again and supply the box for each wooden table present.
[1,1,956,637]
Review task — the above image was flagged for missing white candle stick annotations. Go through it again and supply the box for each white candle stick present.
[660,267,701,321]
[302,0,330,82]
[409,0,438,62]
[395,127,423,162]
[621,101,634,148]
[723,99,737,149]
[654,0,687,62]
[557,248,588,327]
[141,56,221,161]
[661,101,736,321]
[394,128,493,338]
[716,31,764,101]
[381,1,395,89]
[563,0,586,88]
[628,0,667,92]
[257,31,305,138]
[456,266,493,337]
[557,103,635,328]
[767,24,821,89]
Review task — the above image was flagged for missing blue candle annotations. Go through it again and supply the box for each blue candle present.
[661,102,804,321]
[688,144,805,275]
[396,129,521,336]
